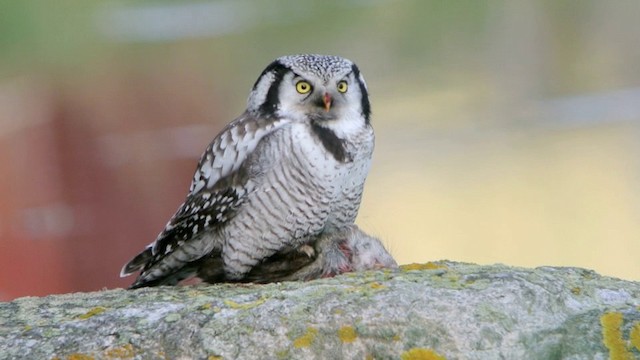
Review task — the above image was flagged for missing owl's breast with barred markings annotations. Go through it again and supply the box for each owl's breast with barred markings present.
[291,120,375,231]
[220,120,373,261]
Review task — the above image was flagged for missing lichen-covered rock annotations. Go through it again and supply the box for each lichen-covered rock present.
[1,262,639,359]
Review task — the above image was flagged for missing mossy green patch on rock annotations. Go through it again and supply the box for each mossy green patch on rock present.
[163,313,182,323]
[223,297,266,310]
[76,306,107,320]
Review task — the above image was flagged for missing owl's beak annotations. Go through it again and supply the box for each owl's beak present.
[323,93,332,112]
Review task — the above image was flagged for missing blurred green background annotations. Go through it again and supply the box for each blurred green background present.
[1,0,639,299]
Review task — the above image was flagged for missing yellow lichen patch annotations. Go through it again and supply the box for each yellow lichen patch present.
[630,322,640,351]
[200,303,213,310]
[600,312,632,360]
[77,307,107,320]
[66,354,95,360]
[401,348,446,360]
[293,327,318,348]
[401,262,447,271]
[337,326,357,343]
[570,287,581,295]
[370,282,386,290]
[223,297,266,310]
[104,344,134,359]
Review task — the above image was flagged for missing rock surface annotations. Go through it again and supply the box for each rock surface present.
[1,261,639,360]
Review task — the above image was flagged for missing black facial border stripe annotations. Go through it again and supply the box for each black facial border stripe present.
[350,64,371,124]
[256,61,290,117]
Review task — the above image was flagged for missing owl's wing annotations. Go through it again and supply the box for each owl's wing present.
[121,112,291,287]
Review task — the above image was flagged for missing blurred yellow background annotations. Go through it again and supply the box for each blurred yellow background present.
[1,0,639,299]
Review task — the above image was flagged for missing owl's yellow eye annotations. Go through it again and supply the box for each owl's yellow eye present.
[337,81,348,93]
[296,81,312,94]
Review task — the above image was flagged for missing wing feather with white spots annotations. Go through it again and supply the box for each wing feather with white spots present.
[120,112,291,287]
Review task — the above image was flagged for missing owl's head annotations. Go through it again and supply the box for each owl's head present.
[248,54,370,125]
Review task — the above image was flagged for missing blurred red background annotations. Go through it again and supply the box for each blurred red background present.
[2,1,640,300]
[0,69,223,299]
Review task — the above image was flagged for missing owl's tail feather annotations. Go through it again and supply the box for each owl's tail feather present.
[120,246,153,278]
[123,246,218,289]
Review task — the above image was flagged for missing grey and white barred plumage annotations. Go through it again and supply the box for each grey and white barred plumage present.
[121,54,375,288]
